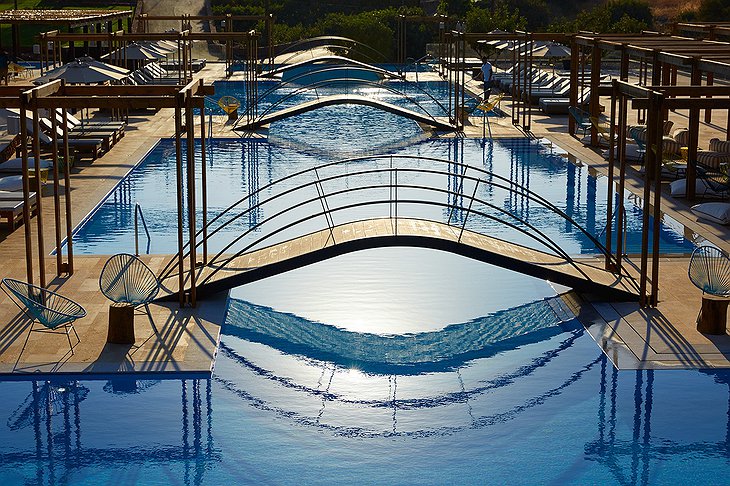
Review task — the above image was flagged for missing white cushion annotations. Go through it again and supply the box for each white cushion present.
[669,178,716,197]
[0,175,24,192]
[692,202,730,225]
[601,144,643,161]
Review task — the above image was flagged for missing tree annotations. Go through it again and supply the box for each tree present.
[697,0,730,21]
[466,6,527,33]
[548,0,653,34]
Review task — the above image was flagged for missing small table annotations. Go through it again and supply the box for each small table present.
[697,296,729,335]
[107,303,135,344]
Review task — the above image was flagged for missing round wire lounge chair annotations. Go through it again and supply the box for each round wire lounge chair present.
[688,246,730,297]
[1,278,85,354]
[99,253,160,311]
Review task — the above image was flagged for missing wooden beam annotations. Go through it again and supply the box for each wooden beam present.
[632,97,730,110]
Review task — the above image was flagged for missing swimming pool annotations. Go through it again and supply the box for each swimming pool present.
[68,136,695,257]
[0,249,729,484]
[25,74,726,485]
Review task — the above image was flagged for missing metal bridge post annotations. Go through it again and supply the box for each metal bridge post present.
[394,168,398,236]
[313,168,336,245]
[458,178,480,243]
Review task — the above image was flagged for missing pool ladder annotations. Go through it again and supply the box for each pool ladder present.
[134,203,151,256]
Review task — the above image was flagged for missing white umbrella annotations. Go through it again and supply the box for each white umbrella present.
[530,42,571,59]
[74,56,131,75]
[35,58,129,84]
[140,41,176,55]
[101,42,166,62]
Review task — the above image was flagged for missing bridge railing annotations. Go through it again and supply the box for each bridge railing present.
[268,36,390,67]
[235,68,451,129]
[159,155,637,293]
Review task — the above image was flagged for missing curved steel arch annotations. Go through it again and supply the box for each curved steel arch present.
[235,68,451,130]
[260,55,402,79]
[159,154,638,301]
[273,36,390,64]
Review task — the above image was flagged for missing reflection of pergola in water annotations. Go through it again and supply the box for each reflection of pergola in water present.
[218,295,597,437]
[586,364,730,484]
[0,377,216,480]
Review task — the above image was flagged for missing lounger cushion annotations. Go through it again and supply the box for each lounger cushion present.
[709,138,730,153]
[673,128,689,147]
[0,158,52,171]
[697,151,730,169]
[0,175,23,192]
[662,120,674,136]
[670,178,717,197]
[692,202,730,225]
[600,144,644,161]
[662,136,681,155]
[669,179,722,197]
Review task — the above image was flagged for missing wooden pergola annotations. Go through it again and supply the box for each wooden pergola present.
[567,33,730,306]
[444,31,571,131]
[136,13,274,67]
[571,33,730,140]
[11,81,213,307]
[0,9,133,59]
[605,81,730,306]
[38,29,261,84]
[435,31,730,306]
[671,22,730,40]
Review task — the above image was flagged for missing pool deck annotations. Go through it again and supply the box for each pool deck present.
[459,73,730,369]
[0,62,728,374]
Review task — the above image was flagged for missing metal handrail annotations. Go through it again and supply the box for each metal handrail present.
[402,55,433,83]
[134,203,151,256]
[236,70,451,128]
[161,157,611,267]
[159,155,635,292]
[272,36,389,65]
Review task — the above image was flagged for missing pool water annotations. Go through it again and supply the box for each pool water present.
[20,75,723,485]
[0,249,729,484]
[68,137,695,257]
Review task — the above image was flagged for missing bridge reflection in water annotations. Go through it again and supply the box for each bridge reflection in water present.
[1,333,729,483]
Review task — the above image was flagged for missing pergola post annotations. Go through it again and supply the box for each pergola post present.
[174,93,185,306]
[29,91,45,288]
[18,99,33,284]
[687,59,702,200]
[61,106,73,274]
[589,42,601,146]
[184,88,197,307]
[199,100,208,265]
[568,37,579,135]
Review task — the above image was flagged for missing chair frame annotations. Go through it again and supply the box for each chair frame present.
[688,246,730,298]
[1,278,84,355]
[568,106,592,137]
[99,253,160,317]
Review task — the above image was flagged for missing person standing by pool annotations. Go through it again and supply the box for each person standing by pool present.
[481,57,493,99]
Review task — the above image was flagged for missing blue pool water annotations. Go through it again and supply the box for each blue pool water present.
[68,137,694,256]
[1,249,730,484]
[18,77,723,484]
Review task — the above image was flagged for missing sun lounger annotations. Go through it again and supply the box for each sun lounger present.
[539,90,591,114]
[0,189,37,206]
[0,157,50,183]
[40,119,115,151]
[6,109,104,159]
[0,199,26,229]
[56,110,125,135]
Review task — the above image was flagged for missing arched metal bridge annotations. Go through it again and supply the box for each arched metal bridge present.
[157,155,640,302]
[235,66,455,132]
